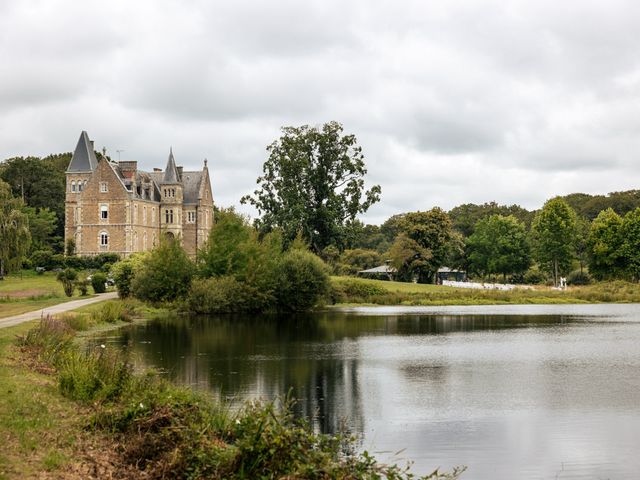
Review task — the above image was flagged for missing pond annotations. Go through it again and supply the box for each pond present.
[93,304,640,479]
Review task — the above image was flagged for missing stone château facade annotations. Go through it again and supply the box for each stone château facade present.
[65,131,214,257]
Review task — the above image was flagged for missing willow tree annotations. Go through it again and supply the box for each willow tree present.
[0,180,31,278]
[241,121,381,253]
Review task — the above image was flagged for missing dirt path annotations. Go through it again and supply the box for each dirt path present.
[0,292,119,329]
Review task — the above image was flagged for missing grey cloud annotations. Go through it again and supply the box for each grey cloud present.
[3,0,640,224]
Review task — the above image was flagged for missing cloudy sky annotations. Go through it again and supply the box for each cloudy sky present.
[2,0,640,224]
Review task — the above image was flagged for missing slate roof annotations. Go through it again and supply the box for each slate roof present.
[148,170,204,204]
[163,148,180,183]
[67,131,98,172]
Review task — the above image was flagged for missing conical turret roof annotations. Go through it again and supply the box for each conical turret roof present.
[163,147,180,183]
[67,131,98,172]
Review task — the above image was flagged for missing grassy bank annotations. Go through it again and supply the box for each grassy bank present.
[0,271,87,319]
[1,304,463,479]
[330,276,640,305]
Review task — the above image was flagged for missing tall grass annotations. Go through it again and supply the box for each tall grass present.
[90,301,132,324]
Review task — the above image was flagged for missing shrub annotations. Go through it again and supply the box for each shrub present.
[65,238,76,256]
[60,313,90,331]
[91,301,132,324]
[132,239,194,303]
[275,250,329,311]
[16,315,75,363]
[523,266,547,285]
[30,249,54,270]
[91,272,107,293]
[58,347,131,403]
[111,259,135,298]
[56,268,78,297]
[187,276,270,313]
[64,255,88,270]
[75,279,90,296]
[567,269,592,285]
[337,249,383,276]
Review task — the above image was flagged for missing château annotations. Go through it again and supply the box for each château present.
[65,131,214,257]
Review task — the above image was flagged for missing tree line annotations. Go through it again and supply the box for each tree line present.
[3,122,640,286]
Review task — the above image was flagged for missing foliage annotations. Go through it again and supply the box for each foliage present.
[0,154,68,241]
[187,276,268,313]
[336,248,383,276]
[111,259,136,298]
[0,180,31,277]
[275,249,330,311]
[531,198,577,285]
[621,208,640,281]
[567,269,592,285]
[75,279,90,296]
[65,238,76,256]
[587,208,624,280]
[131,239,194,303]
[241,121,381,253]
[91,272,107,294]
[90,301,132,324]
[389,208,453,283]
[56,268,77,297]
[466,215,531,280]
[23,206,59,253]
[449,201,533,237]
[523,266,547,285]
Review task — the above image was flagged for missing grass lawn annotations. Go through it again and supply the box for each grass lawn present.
[0,271,90,320]
[0,321,85,479]
[331,276,640,305]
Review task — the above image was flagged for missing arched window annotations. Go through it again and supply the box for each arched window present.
[99,231,109,248]
[71,181,76,192]
[165,209,174,224]
[143,232,147,250]
[78,180,83,192]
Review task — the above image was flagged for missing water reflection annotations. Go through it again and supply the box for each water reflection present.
[94,305,640,479]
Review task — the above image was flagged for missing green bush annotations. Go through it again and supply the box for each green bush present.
[187,276,270,313]
[58,347,131,403]
[16,315,75,363]
[90,301,131,324]
[64,255,88,270]
[111,259,135,298]
[75,279,90,296]
[30,249,55,270]
[567,269,592,285]
[56,268,78,297]
[91,272,107,293]
[523,266,547,285]
[131,239,194,303]
[275,250,329,311]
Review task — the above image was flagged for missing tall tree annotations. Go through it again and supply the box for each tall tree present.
[23,207,58,252]
[587,208,624,280]
[389,208,452,283]
[621,208,640,281]
[0,155,68,242]
[466,215,531,281]
[0,180,31,278]
[531,198,577,286]
[241,121,381,253]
